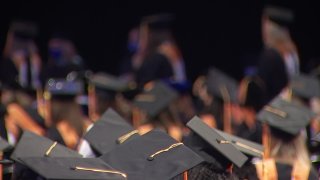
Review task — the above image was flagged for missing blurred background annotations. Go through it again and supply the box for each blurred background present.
[1,0,319,81]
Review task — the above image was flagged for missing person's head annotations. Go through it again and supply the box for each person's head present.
[269,127,310,165]
[3,20,38,58]
[261,6,294,53]
[48,33,77,65]
[257,97,313,165]
[139,13,175,57]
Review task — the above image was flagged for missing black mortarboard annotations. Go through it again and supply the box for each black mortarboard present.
[90,73,136,92]
[84,108,139,155]
[46,79,83,96]
[238,76,266,112]
[206,67,239,103]
[100,130,204,180]
[11,131,82,163]
[46,79,83,102]
[19,157,127,180]
[216,129,264,158]
[290,74,320,100]
[9,20,38,40]
[184,116,248,168]
[257,96,314,136]
[133,81,178,118]
[0,137,13,153]
[263,5,294,27]
[141,13,175,31]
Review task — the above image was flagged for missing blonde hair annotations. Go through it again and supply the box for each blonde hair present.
[270,131,310,167]
[263,19,298,56]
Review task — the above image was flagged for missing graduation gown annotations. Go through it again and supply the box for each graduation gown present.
[135,52,173,87]
[255,159,319,180]
[257,48,288,105]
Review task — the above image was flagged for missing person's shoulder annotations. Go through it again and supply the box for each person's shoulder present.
[260,47,283,60]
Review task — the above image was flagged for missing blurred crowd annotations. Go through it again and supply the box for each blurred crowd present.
[0,5,320,180]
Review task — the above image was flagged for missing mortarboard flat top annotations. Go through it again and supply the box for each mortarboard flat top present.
[263,5,294,27]
[257,96,314,136]
[141,13,175,31]
[11,131,82,163]
[84,108,139,155]
[46,79,83,96]
[19,157,126,180]
[0,137,13,152]
[9,20,38,40]
[100,130,204,180]
[133,81,178,117]
[290,74,320,99]
[206,67,238,103]
[90,73,136,92]
[185,116,247,168]
[216,129,264,158]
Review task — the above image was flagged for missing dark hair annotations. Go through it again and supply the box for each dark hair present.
[171,162,239,180]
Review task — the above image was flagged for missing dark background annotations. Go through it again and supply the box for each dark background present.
[0,0,319,81]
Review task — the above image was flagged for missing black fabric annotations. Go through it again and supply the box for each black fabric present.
[257,48,288,105]
[11,131,81,163]
[0,104,8,140]
[46,127,66,147]
[185,162,239,180]
[135,52,173,88]
[275,162,319,180]
[185,117,248,169]
[18,157,126,180]
[235,121,262,144]
[42,63,84,84]
[257,97,313,136]
[0,59,20,90]
[23,106,47,129]
[100,130,204,180]
[84,108,139,156]
[233,162,258,180]
[12,162,39,180]
[26,56,32,89]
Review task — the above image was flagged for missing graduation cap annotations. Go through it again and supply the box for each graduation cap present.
[100,129,204,180]
[84,108,139,155]
[9,20,38,40]
[290,74,320,100]
[184,116,248,169]
[19,157,127,180]
[11,131,82,163]
[206,67,238,103]
[257,96,314,137]
[133,81,178,118]
[263,5,294,27]
[45,79,83,102]
[90,73,136,92]
[238,76,266,112]
[46,79,83,96]
[0,137,13,153]
[215,129,264,158]
[141,13,175,31]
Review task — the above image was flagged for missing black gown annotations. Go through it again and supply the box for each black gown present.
[135,52,173,87]
[276,162,318,180]
[257,48,288,105]
[46,127,66,147]
[235,121,262,144]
